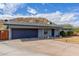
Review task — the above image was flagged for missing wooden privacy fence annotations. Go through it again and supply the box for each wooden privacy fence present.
[0,30,8,40]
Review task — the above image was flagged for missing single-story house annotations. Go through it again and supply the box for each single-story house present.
[2,17,73,40]
[4,21,60,39]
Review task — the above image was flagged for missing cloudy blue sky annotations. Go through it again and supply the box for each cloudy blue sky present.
[0,3,79,26]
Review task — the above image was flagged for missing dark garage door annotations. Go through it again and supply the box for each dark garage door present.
[12,28,38,39]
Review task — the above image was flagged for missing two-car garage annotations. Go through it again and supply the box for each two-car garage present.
[11,28,55,39]
[11,28,38,39]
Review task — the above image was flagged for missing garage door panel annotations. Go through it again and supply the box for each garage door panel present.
[12,28,38,39]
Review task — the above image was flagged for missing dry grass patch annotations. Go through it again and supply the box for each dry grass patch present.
[55,36,79,44]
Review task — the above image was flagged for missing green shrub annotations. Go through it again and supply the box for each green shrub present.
[67,31,73,36]
[60,31,67,37]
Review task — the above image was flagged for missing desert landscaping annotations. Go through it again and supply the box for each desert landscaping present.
[56,36,79,43]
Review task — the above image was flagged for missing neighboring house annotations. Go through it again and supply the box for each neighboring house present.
[0,17,73,40]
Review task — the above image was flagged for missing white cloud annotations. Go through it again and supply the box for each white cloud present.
[27,7,37,15]
[0,14,14,20]
[0,3,23,20]
[35,11,79,27]
[35,11,62,23]
[0,3,5,9]
[60,13,74,21]
[0,3,21,15]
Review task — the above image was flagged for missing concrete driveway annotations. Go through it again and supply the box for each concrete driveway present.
[0,40,47,56]
[1,39,79,56]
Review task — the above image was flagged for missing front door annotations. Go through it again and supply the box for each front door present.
[44,30,49,38]
[52,29,54,37]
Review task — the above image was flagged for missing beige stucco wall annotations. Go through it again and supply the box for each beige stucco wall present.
[0,23,7,30]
